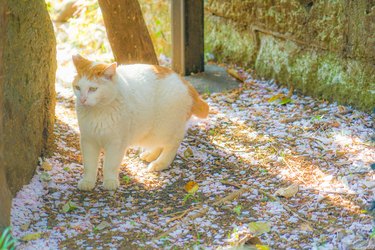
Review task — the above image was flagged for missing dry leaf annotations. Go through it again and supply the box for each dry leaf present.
[268,93,285,103]
[41,161,52,171]
[300,223,314,232]
[330,121,340,128]
[248,221,271,236]
[244,236,263,245]
[274,184,299,198]
[183,147,194,158]
[184,181,199,194]
[227,68,246,82]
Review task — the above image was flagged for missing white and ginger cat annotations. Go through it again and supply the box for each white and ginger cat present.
[72,55,209,191]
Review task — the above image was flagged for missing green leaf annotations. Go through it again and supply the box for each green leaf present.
[268,93,284,103]
[249,222,271,236]
[21,232,42,241]
[279,97,292,105]
[122,175,131,184]
[256,245,271,250]
[39,172,51,182]
[233,205,242,216]
[96,221,111,231]
[61,200,78,213]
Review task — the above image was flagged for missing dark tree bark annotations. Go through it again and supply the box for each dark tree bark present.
[98,0,158,65]
[0,0,56,228]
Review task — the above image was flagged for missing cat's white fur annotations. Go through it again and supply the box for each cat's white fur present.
[72,55,208,191]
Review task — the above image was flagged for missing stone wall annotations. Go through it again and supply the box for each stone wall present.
[205,0,375,111]
[0,0,56,228]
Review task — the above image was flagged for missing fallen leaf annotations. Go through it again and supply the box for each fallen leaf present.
[41,161,52,171]
[248,221,271,236]
[268,93,284,103]
[62,200,78,213]
[274,184,299,198]
[183,147,194,158]
[39,172,51,182]
[20,222,30,231]
[227,68,246,82]
[21,232,42,241]
[256,245,271,250]
[96,221,111,230]
[330,121,340,128]
[244,236,263,245]
[279,97,292,105]
[300,223,314,232]
[184,181,199,194]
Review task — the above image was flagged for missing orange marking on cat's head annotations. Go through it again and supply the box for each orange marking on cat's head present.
[72,54,115,80]
[151,65,174,79]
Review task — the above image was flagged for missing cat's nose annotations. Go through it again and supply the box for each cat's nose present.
[80,97,87,104]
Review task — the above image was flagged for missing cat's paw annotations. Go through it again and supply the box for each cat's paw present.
[103,179,120,190]
[78,179,96,191]
[148,162,169,172]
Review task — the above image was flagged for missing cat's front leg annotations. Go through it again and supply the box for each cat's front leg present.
[103,142,126,190]
[78,138,100,191]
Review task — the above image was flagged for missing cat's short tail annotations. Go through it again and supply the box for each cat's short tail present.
[184,79,209,118]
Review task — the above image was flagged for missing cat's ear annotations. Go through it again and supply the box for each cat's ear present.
[72,54,92,74]
[103,62,117,80]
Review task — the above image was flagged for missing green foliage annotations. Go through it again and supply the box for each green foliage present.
[139,0,171,58]
[122,175,131,184]
[0,227,16,250]
[233,205,242,216]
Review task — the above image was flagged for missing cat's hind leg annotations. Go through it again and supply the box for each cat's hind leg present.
[147,144,180,172]
[140,148,162,162]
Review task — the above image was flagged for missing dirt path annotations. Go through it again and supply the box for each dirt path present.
[11,62,375,249]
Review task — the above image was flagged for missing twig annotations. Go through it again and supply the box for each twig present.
[166,205,201,224]
[201,149,222,158]
[153,187,251,240]
[235,233,257,246]
[281,157,307,184]
[259,190,312,226]
[221,180,242,189]
[287,85,294,98]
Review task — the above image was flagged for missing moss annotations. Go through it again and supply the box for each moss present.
[255,35,375,111]
[205,15,256,66]
[205,0,375,112]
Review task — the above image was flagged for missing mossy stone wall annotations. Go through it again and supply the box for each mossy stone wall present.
[205,0,375,111]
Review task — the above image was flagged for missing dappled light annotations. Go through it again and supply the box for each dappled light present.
[6,0,374,249]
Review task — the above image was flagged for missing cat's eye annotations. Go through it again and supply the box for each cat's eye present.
[74,85,80,90]
[89,87,98,92]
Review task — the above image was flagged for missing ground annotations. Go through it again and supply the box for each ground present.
[10,1,375,249]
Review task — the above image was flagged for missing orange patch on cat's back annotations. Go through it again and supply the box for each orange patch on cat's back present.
[181,78,209,119]
[151,65,174,79]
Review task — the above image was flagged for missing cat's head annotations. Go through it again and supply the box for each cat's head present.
[72,54,117,107]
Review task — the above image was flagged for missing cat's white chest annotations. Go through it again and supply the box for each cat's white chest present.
[77,106,124,141]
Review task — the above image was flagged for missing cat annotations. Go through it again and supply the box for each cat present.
[72,54,209,191]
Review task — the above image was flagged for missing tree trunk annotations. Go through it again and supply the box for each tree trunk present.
[98,0,158,65]
[0,0,12,230]
[0,0,56,228]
